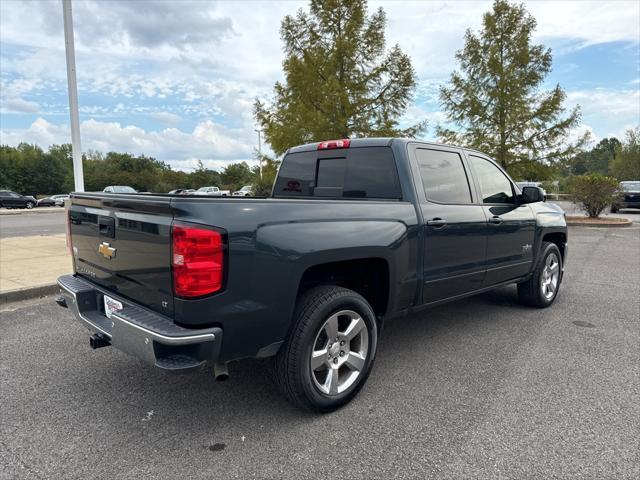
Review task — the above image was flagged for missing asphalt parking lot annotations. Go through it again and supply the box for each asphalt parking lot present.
[0,209,65,238]
[1,226,639,479]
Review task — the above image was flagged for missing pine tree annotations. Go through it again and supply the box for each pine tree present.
[438,0,586,179]
[255,0,425,155]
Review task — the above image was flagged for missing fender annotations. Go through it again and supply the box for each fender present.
[530,202,568,270]
[255,218,414,323]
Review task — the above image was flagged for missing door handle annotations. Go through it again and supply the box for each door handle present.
[427,218,447,228]
[488,216,503,225]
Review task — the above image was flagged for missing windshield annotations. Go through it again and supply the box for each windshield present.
[621,182,640,192]
[240,186,251,191]
[197,187,210,192]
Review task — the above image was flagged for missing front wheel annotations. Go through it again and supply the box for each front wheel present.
[518,242,562,308]
[610,205,618,213]
[274,286,378,412]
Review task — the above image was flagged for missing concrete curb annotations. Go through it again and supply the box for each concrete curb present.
[0,208,65,216]
[566,217,633,228]
[0,284,59,305]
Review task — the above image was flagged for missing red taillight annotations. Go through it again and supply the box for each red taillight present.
[171,224,225,298]
[317,139,350,150]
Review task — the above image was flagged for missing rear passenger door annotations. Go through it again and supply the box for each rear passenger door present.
[467,154,536,286]
[412,146,488,303]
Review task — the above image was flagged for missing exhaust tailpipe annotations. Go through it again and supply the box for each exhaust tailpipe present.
[214,363,229,381]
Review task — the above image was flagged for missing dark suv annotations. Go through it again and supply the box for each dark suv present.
[611,181,640,212]
[0,190,37,209]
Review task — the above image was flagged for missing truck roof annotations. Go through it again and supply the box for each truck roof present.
[285,137,492,159]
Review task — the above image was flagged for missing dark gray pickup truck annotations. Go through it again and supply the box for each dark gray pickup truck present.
[57,138,567,411]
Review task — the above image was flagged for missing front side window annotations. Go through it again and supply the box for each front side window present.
[469,155,515,204]
[416,148,472,204]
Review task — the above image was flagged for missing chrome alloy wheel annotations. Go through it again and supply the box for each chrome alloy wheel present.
[310,310,369,396]
[540,252,560,300]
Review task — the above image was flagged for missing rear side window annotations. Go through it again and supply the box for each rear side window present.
[416,148,472,204]
[469,155,516,204]
[274,147,401,199]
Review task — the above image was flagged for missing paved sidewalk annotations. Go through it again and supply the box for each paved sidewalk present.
[0,234,71,295]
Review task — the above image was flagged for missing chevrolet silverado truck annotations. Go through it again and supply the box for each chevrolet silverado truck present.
[56,138,567,412]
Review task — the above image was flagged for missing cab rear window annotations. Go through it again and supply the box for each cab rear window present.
[274,147,401,199]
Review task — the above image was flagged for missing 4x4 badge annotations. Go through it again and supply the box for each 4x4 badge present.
[98,242,116,259]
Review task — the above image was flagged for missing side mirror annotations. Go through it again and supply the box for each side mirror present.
[521,186,545,204]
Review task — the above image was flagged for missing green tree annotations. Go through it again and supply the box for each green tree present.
[220,162,254,191]
[438,0,586,179]
[251,152,281,196]
[568,137,621,176]
[0,143,69,195]
[188,160,221,189]
[610,128,640,180]
[255,0,424,155]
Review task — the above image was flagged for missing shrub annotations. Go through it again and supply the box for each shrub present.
[568,174,621,218]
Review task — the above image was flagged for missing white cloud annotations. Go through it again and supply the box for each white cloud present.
[150,111,182,127]
[0,117,255,166]
[566,88,640,119]
[2,97,39,113]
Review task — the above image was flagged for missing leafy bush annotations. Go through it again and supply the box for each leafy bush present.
[568,174,621,218]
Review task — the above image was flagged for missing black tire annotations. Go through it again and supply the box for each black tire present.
[518,242,563,308]
[274,286,378,412]
[25,201,35,209]
[610,205,618,213]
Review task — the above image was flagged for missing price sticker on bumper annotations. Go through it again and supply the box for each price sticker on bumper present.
[104,295,123,319]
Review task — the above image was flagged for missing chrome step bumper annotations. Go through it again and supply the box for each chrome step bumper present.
[56,274,222,372]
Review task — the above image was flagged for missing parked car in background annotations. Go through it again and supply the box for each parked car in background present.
[0,190,37,209]
[37,194,69,207]
[169,188,197,195]
[232,185,253,196]
[194,186,230,196]
[103,186,137,194]
[611,181,640,212]
[37,197,57,207]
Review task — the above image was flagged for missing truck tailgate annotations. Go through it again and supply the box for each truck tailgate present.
[68,194,174,316]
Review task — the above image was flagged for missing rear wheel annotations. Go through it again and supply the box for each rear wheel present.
[25,201,35,209]
[610,205,618,213]
[274,286,378,412]
[518,242,562,308]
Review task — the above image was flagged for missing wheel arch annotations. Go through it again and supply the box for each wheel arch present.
[296,257,391,322]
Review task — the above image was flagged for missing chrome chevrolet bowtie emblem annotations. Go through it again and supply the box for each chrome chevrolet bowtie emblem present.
[98,242,116,260]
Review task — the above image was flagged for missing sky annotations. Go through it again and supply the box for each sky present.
[1,0,639,171]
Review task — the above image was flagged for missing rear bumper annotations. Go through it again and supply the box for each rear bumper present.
[56,274,222,372]
[617,201,640,209]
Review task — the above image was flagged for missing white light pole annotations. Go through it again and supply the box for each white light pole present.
[255,128,262,178]
[62,0,84,192]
